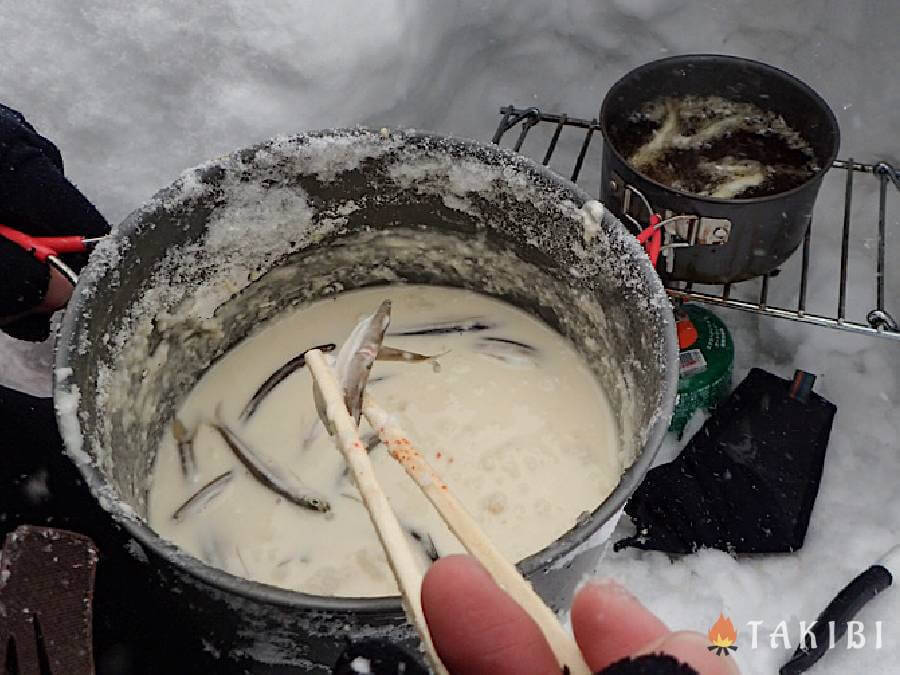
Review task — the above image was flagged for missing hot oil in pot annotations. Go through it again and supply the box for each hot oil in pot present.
[619,95,820,199]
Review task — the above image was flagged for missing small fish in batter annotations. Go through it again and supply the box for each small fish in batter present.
[388,317,493,337]
[239,343,336,422]
[212,413,331,513]
[404,524,439,563]
[482,336,536,351]
[337,300,392,425]
[377,345,448,373]
[311,300,391,439]
[172,417,198,481]
[473,336,539,367]
[304,306,452,447]
[171,469,234,521]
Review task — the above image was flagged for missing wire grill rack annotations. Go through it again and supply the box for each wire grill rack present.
[492,106,900,342]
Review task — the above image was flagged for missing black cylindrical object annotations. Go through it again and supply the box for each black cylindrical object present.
[600,54,840,283]
[54,129,678,673]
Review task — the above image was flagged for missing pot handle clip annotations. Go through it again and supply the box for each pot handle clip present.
[635,214,663,267]
[0,224,104,286]
[623,186,665,267]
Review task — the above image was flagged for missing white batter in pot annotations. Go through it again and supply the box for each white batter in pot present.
[148,285,621,597]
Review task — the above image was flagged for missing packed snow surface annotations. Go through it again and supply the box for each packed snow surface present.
[0,2,897,673]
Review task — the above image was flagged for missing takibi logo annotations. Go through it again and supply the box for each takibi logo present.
[707,614,739,656]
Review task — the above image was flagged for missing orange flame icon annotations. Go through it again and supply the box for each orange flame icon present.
[707,614,738,655]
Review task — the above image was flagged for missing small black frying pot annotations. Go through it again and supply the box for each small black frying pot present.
[600,54,840,284]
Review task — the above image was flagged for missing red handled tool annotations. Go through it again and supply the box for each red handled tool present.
[620,184,665,268]
[0,224,104,286]
[635,213,663,268]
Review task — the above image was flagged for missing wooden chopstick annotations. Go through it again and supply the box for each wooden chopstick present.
[304,349,449,675]
[307,347,591,675]
[362,396,592,675]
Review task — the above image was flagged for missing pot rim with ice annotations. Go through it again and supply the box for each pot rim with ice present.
[52,127,677,665]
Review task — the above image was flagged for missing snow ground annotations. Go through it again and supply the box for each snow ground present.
[0,1,897,673]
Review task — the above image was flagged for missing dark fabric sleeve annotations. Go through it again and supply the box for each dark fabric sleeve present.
[0,103,110,341]
[596,653,701,674]
[0,134,109,242]
[328,640,701,674]
[0,237,50,316]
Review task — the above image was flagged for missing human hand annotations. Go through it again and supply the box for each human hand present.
[0,103,109,341]
[421,555,739,675]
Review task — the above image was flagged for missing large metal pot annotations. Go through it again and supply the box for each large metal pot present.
[600,54,840,283]
[54,129,677,673]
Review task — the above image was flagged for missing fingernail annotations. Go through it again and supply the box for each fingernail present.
[444,554,493,580]
[583,577,637,600]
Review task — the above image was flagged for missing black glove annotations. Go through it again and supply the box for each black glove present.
[599,654,700,674]
[0,103,109,341]
[331,639,700,674]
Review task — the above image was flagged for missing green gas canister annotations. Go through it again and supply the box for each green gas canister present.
[670,304,734,436]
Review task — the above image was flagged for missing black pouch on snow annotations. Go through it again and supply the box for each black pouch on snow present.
[615,368,836,555]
